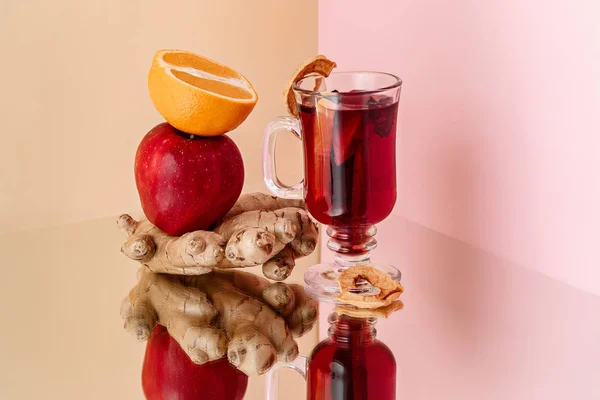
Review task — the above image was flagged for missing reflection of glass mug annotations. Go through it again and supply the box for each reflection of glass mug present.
[266,313,396,400]
[263,72,402,300]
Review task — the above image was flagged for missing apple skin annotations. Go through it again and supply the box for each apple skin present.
[135,122,244,235]
[142,325,248,400]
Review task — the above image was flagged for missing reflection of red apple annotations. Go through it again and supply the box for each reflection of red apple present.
[142,325,248,400]
[135,122,244,235]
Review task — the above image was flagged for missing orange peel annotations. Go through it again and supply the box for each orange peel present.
[148,49,257,136]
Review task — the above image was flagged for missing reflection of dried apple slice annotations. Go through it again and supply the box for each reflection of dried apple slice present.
[335,266,404,309]
[284,55,337,116]
[335,301,404,319]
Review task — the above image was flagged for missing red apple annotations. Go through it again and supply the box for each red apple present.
[142,325,248,400]
[135,122,244,235]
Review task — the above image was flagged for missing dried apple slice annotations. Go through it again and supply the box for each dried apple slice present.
[335,266,404,309]
[284,55,337,116]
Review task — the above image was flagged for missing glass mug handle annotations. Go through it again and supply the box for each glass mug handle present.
[265,356,308,400]
[262,116,304,199]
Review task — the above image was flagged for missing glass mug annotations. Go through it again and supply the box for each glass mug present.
[266,313,396,400]
[263,71,403,300]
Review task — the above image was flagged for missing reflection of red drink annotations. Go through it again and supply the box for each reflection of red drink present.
[307,315,396,400]
[299,96,398,228]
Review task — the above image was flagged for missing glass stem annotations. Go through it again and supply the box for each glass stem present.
[326,225,377,268]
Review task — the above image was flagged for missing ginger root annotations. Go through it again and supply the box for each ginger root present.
[119,193,321,375]
[221,193,305,221]
[215,208,318,271]
[118,214,225,275]
[121,269,318,375]
[119,193,318,280]
[274,208,319,257]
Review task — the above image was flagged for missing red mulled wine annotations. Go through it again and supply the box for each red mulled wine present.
[299,96,398,228]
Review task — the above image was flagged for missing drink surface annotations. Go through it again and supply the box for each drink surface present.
[299,97,398,227]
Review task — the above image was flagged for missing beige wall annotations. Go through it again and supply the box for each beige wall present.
[0,0,313,233]
[0,0,317,399]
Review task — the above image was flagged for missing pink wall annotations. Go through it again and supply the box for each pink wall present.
[319,216,600,399]
[319,0,600,295]
[318,0,600,398]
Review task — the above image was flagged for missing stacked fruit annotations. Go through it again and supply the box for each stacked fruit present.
[136,49,258,235]
[135,49,257,400]
[125,51,321,400]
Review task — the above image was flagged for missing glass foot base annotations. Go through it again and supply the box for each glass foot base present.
[304,262,402,303]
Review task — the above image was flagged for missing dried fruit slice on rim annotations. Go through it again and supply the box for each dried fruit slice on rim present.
[284,55,337,116]
[335,266,404,309]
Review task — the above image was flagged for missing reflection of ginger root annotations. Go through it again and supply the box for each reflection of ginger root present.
[121,269,318,375]
[262,247,295,281]
[119,193,318,280]
[119,193,320,375]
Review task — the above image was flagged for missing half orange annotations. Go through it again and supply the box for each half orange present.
[148,49,258,136]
